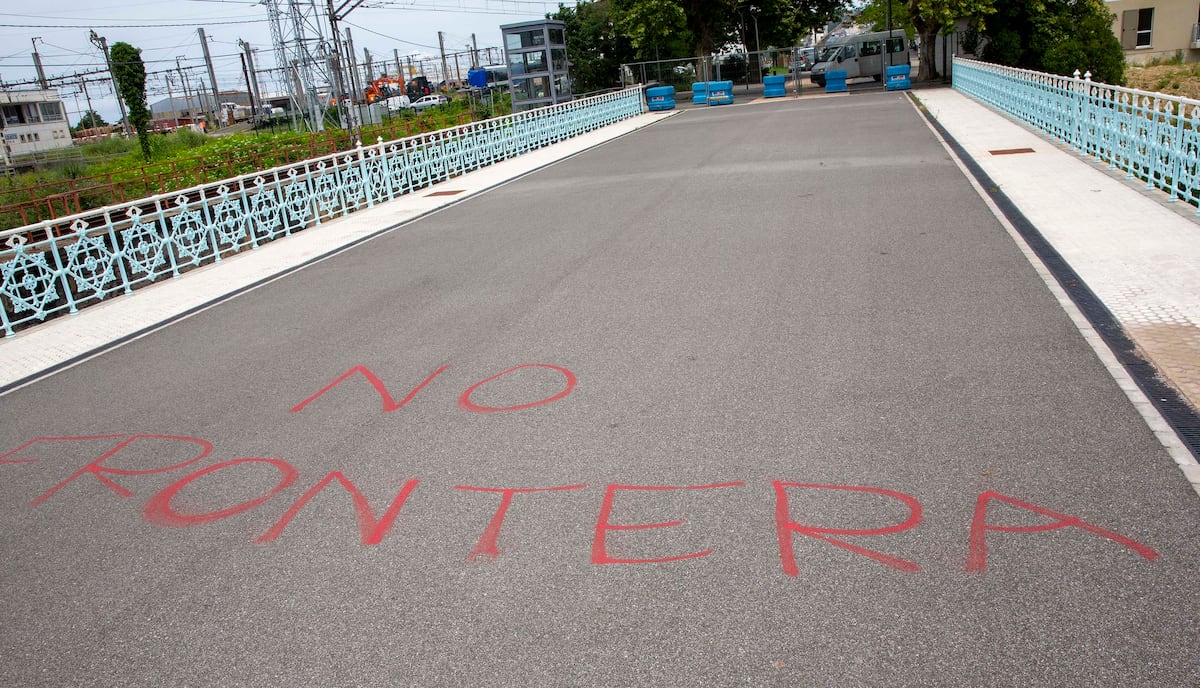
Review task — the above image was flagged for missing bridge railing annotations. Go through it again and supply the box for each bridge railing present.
[952,57,1200,213]
[0,87,646,337]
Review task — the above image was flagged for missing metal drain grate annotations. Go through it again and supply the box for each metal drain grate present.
[989,148,1036,155]
[426,190,465,197]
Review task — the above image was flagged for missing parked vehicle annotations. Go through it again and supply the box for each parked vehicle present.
[410,94,450,112]
[406,76,433,100]
[795,47,817,72]
[383,95,412,112]
[810,31,909,86]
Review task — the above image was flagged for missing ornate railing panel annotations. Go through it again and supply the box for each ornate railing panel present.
[952,57,1200,213]
[0,87,646,337]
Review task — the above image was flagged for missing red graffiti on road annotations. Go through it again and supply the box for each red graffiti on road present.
[291,363,576,414]
[0,433,1162,575]
[456,484,588,561]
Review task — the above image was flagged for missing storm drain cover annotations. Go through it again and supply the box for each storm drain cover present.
[989,148,1036,155]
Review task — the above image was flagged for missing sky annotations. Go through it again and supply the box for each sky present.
[0,0,571,124]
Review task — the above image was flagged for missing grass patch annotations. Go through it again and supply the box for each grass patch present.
[1127,63,1200,100]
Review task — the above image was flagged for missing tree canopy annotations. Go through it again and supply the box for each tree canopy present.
[906,0,995,80]
[74,110,109,131]
[109,42,151,160]
[573,0,846,62]
[858,0,1123,83]
[980,0,1124,84]
[549,1,637,92]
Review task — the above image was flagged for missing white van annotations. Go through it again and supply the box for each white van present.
[810,31,909,86]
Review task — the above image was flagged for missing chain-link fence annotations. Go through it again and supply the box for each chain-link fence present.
[621,48,809,94]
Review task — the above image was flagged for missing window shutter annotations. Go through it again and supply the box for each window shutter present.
[1121,9,1138,49]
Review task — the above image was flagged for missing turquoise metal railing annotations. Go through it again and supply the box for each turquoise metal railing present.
[0,87,646,337]
[952,57,1200,214]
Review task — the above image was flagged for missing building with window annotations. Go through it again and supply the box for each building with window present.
[1,88,73,164]
[502,20,572,112]
[1107,1,1200,64]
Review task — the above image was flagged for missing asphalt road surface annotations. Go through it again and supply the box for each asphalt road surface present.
[3,92,1199,686]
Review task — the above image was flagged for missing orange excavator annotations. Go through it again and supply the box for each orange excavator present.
[364,76,405,104]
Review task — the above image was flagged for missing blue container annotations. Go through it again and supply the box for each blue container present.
[762,74,786,98]
[820,69,849,92]
[885,64,912,91]
[646,86,676,111]
[691,82,709,104]
[467,69,488,89]
[707,81,734,106]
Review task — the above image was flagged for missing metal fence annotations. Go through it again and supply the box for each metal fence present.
[621,49,800,93]
[0,87,646,337]
[952,57,1200,212]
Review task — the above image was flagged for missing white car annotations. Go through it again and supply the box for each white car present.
[383,95,411,112]
[410,94,450,112]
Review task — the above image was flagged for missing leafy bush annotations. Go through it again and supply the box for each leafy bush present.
[983,0,1126,85]
[57,161,88,180]
[174,127,207,149]
[80,136,135,158]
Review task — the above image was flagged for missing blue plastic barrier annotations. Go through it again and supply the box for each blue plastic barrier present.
[825,70,848,93]
[467,69,488,89]
[646,86,676,111]
[691,82,708,104]
[885,64,912,91]
[707,81,734,106]
[762,74,786,98]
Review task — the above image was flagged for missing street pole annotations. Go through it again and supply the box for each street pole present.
[344,27,364,135]
[241,41,264,118]
[345,27,360,97]
[438,31,449,91]
[176,58,195,122]
[240,53,257,120]
[31,38,48,90]
[290,62,306,123]
[79,76,95,128]
[886,0,894,71]
[91,31,131,137]
[165,74,179,128]
[324,0,349,133]
[471,34,479,68]
[198,28,222,127]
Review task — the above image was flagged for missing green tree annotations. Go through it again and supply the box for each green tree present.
[605,0,844,65]
[109,42,151,161]
[549,1,638,91]
[74,109,109,131]
[679,0,739,57]
[783,0,848,41]
[857,0,996,79]
[906,0,995,80]
[981,0,1124,84]
[857,0,915,37]
[613,0,692,59]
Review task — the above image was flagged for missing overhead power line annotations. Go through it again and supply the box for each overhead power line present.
[0,19,269,28]
[0,11,263,21]
[341,20,440,50]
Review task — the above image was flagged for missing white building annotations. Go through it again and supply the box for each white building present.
[1,89,73,165]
